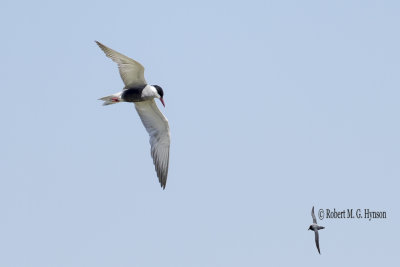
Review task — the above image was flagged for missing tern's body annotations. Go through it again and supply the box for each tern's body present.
[308,206,325,254]
[96,41,170,189]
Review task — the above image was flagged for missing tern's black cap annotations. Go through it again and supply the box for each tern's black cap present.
[153,85,164,98]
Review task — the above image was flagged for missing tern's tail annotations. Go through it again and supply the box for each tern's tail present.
[98,92,122,106]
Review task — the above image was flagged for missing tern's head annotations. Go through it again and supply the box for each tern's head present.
[153,85,165,107]
[308,225,312,230]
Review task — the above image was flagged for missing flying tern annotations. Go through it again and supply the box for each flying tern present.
[96,41,170,189]
[308,206,325,254]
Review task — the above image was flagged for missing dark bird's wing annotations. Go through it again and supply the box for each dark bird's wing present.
[311,206,317,224]
[134,100,170,189]
[95,41,147,88]
[314,230,321,254]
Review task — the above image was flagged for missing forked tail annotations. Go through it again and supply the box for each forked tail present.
[98,92,122,106]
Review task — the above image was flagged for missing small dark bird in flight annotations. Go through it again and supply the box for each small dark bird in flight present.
[308,206,325,254]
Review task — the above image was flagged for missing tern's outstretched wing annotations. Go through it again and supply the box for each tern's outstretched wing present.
[134,100,170,189]
[314,230,321,254]
[311,206,317,224]
[95,41,147,88]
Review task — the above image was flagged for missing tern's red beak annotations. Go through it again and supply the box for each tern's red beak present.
[160,98,165,107]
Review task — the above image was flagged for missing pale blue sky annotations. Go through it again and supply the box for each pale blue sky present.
[1,0,399,266]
